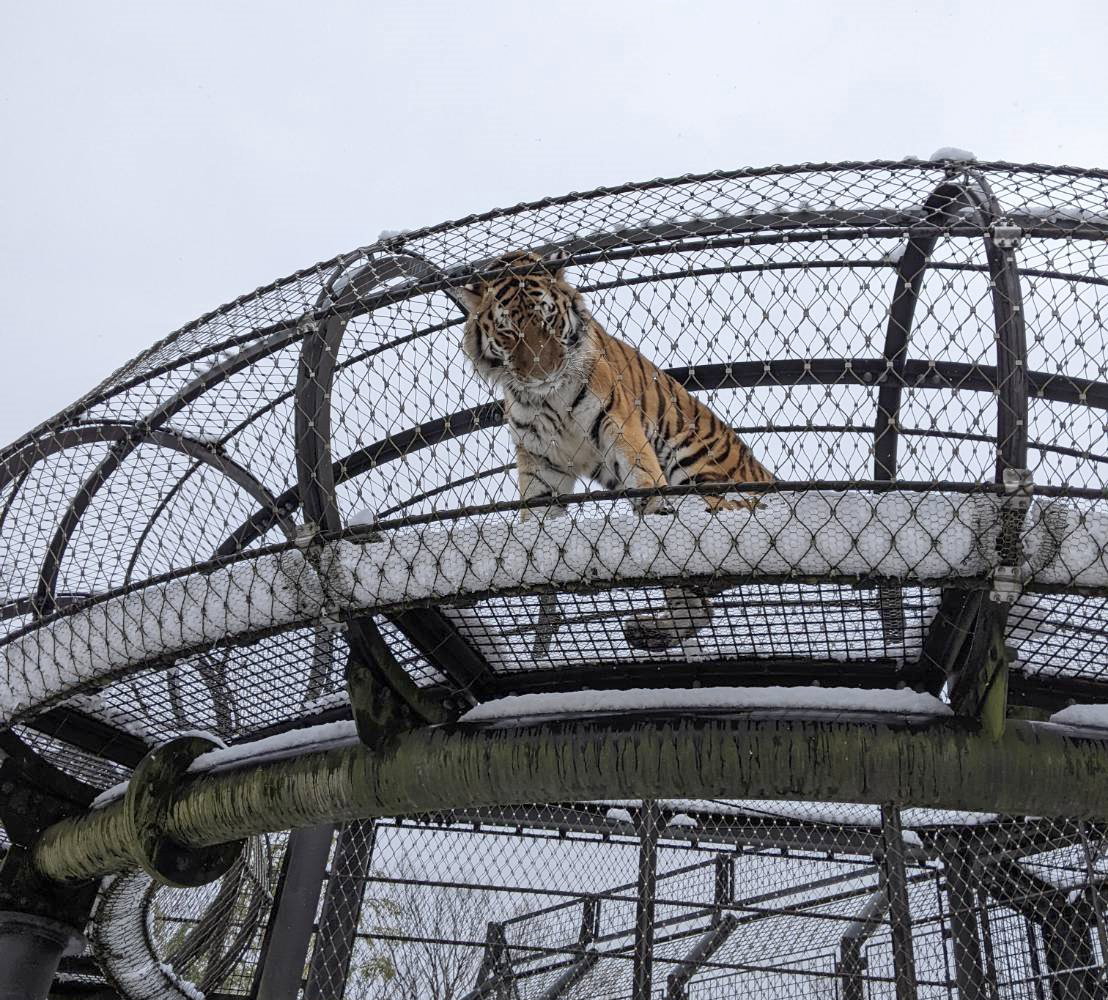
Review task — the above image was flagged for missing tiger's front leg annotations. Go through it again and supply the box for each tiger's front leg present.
[516,446,578,521]
[595,404,671,516]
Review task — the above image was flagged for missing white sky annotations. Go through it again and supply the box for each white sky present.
[2,0,1106,448]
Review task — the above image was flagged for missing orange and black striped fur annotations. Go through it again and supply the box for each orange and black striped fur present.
[456,251,773,651]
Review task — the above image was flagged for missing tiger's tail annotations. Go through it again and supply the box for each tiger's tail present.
[623,586,718,652]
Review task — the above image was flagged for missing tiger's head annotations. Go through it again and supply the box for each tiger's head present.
[455,251,592,392]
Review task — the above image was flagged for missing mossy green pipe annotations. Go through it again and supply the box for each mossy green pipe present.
[33,714,1108,884]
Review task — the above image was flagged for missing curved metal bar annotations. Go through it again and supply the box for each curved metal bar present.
[293,252,481,727]
[869,167,1029,494]
[295,252,456,531]
[0,467,30,542]
[964,172,1029,477]
[4,183,1104,468]
[122,463,202,586]
[31,328,304,613]
[873,181,972,480]
[870,177,978,647]
[7,421,295,607]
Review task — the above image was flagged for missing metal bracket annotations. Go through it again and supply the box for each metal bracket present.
[344,616,451,749]
[990,223,1022,249]
[296,313,321,337]
[125,735,245,888]
[991,468,1033,601]
[989,565,1023,605]
[1002,466,1033,500]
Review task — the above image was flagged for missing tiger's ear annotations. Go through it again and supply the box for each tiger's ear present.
[450,282,484,313]
[541,249,570,282]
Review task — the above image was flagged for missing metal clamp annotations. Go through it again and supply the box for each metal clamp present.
[1001,467,1033,506]
[125,735,244,888]
[989,565,1023,604]
[990,223,1022,250]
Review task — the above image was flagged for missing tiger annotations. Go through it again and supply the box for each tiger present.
[455,250,774,652]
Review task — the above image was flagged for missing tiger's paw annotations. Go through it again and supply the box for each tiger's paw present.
[703,496,755,513]
[623,616,682,652]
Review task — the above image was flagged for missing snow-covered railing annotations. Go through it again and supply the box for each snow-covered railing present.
[4,489,1108,724]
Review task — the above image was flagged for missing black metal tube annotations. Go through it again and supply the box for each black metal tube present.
[632,801,662,1000]
[0,911,82,1000]
[873,180,969,480]
[965,171,1029,480]
[944,851,988,1000]
[882,804,919,1000]
[252,823,335,1000]
[303,819,376,1000]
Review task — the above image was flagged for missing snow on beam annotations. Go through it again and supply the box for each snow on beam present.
[31,714,1108,885]
[5,489,1108,725]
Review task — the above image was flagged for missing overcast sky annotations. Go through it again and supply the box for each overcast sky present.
[2,0,1106,447]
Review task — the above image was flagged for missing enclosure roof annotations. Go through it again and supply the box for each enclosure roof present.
[3,158,1108,795]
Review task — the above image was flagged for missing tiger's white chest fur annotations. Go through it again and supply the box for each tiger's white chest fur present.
[503,373,606,477]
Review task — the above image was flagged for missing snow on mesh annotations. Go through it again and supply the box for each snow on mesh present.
[1,549,321,723]
[91,872,207,1000]
[4,491,1107,723]
[339,493,1108,607]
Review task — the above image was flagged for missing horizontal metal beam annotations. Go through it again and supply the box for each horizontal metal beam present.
[23,707,148,769]
[31,714,1108,885]
[438,804,929,860]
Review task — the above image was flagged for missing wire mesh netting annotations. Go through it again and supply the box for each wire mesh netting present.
[1,158,1108,997]
[82,805,1108,999]
[3,160,1108,742]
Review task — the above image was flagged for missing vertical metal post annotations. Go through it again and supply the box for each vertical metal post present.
[1078,822,1108,969]
[881,804,919,1000]
[944,850,987,1000]
[713,852,733,923]
[253,823,335,1000]
[1025,917,1047,1000]
[933,870,955,1000]
[632,800,663,1000]
[975,889,1001,1000]
[303,820,377,1000]
[0,912,82,1000]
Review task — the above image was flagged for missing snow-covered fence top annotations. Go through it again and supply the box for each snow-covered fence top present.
[3,489,1106,724]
